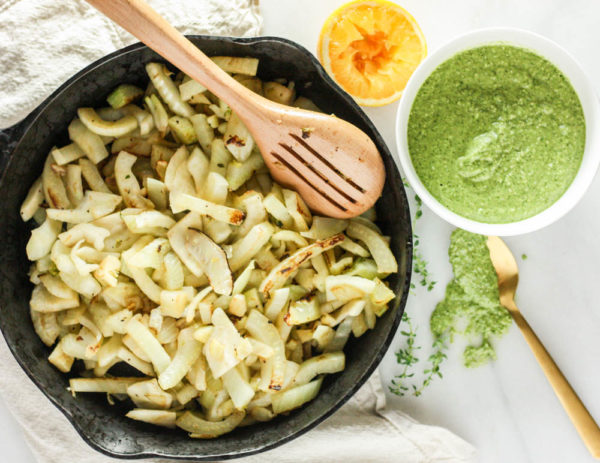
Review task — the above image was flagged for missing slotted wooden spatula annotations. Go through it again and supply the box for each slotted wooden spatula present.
[85,0,385,218]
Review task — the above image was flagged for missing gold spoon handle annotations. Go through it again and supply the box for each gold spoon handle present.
[511,309,600,458]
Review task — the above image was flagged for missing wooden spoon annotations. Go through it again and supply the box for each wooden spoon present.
[85,0,385,218]
[487,236,600,458]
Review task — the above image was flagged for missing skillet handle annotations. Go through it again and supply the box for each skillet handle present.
[0,120,28,175]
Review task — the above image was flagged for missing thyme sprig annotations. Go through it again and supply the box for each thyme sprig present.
[390,183,445,397]
[409,194,436,292]
[389,312,420,395]
[411,337,447,397]
[413,237,436,292]
[390,322,448,397]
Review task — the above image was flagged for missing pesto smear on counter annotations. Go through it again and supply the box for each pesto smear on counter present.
[408,45,585,223]
[431,229,511,367]
[390,228,513,396]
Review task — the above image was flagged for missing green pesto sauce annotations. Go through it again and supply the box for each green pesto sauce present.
[408,45,586,223]
[431,229,511,367]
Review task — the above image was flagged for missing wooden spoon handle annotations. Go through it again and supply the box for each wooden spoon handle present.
[85,0,256,117]
[511,309,600,458]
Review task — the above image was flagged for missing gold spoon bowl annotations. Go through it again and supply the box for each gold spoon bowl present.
[487,236,600,458]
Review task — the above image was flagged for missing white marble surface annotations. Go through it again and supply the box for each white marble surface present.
[2,0,600,461]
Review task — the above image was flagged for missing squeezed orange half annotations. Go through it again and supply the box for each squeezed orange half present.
[318,0,426,106]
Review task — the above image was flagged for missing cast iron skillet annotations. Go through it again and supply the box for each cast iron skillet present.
[0,36,412,460]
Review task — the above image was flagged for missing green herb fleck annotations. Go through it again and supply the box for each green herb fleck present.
[48,262,59,277]
[415,195,423,219]
[268,214,284,228]
[521,254,528,260]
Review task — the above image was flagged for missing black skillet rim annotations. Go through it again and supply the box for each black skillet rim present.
[0,35,413,460]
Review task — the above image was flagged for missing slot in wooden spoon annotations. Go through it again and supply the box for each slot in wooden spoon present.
[85,0,385,218]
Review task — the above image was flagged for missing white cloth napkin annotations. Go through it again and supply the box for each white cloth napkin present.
[0,0,262,128]
[0,1,476,461]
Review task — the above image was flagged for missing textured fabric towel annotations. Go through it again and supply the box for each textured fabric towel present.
[0,0,262,128]
[0,0,476,461]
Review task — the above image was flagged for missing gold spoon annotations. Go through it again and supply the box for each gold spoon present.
[487,236,600,458]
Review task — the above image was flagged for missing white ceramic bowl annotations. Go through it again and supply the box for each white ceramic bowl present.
[395,27,600,236]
